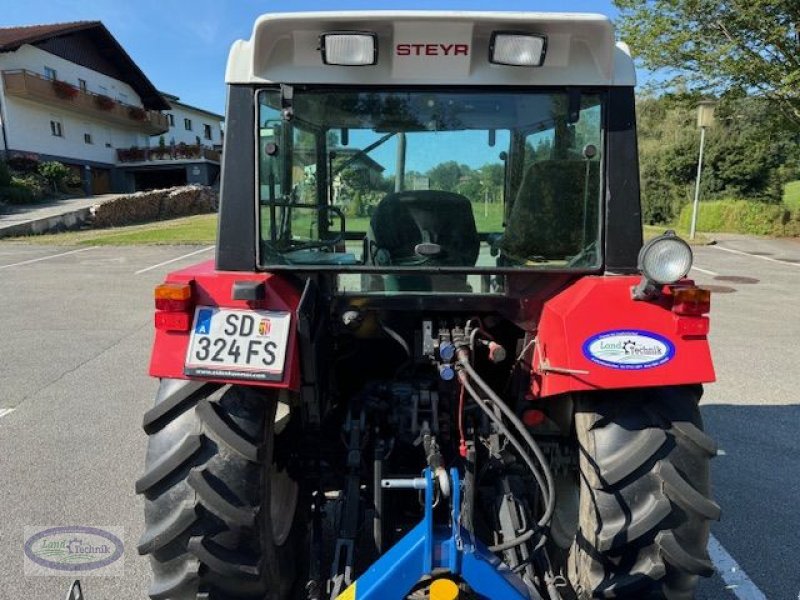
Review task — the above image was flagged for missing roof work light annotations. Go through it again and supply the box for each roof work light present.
[489,32,547,66]
[320,32,378,65]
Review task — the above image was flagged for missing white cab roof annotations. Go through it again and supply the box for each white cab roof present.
[226,11,635,87]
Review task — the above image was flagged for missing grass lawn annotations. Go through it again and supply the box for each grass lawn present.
[784,180,800,211]
[643,225,710,245]
[6,205,707,247]
[6,213,218,245]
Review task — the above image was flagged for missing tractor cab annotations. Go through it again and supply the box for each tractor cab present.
[256,86,604,294]
[141,12,718,600]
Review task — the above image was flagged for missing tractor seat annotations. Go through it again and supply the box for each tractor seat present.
[366,190,480,268]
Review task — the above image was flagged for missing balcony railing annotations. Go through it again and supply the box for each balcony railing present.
[1,69,169,135]
[116,145,221,164]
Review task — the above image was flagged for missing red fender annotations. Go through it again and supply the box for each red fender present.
[149,260,301,391]
[531,276,715,398]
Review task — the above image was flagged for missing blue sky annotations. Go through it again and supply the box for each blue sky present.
[4,0,624,115]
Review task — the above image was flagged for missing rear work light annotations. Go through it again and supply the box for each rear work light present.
[154,282,193,331]
[489,32,547,67]
[320,31,377,66]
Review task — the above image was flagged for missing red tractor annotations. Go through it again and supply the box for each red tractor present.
[137,11,719,600]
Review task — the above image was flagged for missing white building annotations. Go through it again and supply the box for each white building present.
[0,22,221,193]
[157,92,223,149]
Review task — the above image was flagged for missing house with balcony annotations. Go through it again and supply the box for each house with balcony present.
[117,91,224,191]
[0,21,222,194]
[0,21,171,194]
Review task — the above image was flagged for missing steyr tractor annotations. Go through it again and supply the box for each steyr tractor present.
[136,11,720,600]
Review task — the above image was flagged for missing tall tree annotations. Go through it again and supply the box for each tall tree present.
[614,1,800,127]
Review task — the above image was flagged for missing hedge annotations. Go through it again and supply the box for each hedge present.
[677,199,800,237]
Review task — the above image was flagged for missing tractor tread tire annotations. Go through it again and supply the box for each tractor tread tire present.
[656,532,715,577]
[135,433,202,495]
[138,503,199,555]
[143,381,220,435]
[187,537,261,578]
[188,467,259,528]
[149,559,200,600]
[138,383,305,600]
[196,398,260,461]
[657,461,721,521]
[599,429,667,486]
[569,386,718,599]
[671,422,718,458]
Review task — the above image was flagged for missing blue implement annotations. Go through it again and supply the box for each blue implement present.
[336,468,540,600]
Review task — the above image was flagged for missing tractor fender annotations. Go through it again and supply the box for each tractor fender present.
[530,275,714,398]
[148,260,301,391]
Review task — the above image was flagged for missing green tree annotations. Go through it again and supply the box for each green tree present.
[614,1,800,127]
[38,161,70,193]
[636,94,798,223]
[427,161,470,191]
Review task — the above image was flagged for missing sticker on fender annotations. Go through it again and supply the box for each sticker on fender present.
[185,306,291,381]
[582,329,675,370]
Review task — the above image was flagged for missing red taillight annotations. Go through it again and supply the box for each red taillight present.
[675,316,710,337]
[154,282,193,331]
[155,298,190,312]
[155,311,192,331]
[671,286,711,316]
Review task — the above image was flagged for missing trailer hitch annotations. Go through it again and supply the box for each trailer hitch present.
[335,468,540,600]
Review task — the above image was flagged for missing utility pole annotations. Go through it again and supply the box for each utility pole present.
[690,101,716,240]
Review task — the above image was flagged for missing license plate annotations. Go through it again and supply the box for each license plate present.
[184,306,291,381]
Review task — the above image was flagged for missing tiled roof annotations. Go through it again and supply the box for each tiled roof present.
[0,21,169,110]
[0,21,99,51]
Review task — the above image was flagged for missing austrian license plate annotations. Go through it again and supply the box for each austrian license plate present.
[185,306,291,381]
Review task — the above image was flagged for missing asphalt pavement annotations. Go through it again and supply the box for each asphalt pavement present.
[0,236,797,599]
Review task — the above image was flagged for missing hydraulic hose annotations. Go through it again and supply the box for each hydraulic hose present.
[458,350,556,528]
[457,371,552,527]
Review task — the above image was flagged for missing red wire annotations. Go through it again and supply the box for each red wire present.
[458,382,467,458]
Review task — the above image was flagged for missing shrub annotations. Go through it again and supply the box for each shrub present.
[0,161,11,187]
[38,161,71,192]
[0,185,34,204]
[12,174,48,201]
[677,199,795,236]
[7,155,40,174]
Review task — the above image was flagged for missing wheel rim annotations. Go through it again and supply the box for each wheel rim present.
[270,464,299,546]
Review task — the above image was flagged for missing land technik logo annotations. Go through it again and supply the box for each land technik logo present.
[24,526,124,576]
[582,330,675,370]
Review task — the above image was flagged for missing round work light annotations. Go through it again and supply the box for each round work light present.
[638,232,693,285]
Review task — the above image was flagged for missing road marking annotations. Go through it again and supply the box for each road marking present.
[0,408,14,420]
[134,246,214,275]
[708,534,767,600]
[0,246,97,270]
[712,244,800,268]
[691,265,719,276]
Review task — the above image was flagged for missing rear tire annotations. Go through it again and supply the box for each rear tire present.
[136,381,307,600]
[568,385,720,599]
